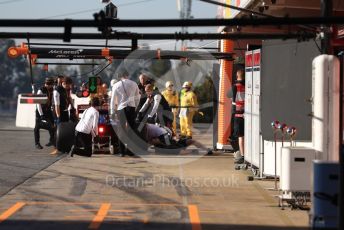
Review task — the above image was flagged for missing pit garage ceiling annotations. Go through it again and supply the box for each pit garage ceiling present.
[223,0,344,49]
[250,0,344,17]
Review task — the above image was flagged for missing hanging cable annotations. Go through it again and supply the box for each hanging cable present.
[313,38,322,53]
[198,0,317,32]
[42,0,159,19]
[94,59,112,75]
[199,0,274,18]
[187,40,218,49]
[0,0,25,5]
[71,61,106,78]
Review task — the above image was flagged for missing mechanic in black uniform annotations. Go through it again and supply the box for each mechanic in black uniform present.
[138,84,173,129]
[53,76,74,124]
[51,76,75,155]
[34,77,55,149]
[228,69,245,164]
[136,72,158,113]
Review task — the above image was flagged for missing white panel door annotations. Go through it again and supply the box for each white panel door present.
[252,94,261,167]
[244,93,252,163]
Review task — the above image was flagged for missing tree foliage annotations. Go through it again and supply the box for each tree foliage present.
[0,39,31,98]
[193,75,214,123]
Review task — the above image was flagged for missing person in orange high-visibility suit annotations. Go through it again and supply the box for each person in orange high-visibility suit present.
[179,81,198,139]
[161,81,179,135]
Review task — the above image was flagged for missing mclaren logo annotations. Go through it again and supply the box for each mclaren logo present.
[48,49,84,55]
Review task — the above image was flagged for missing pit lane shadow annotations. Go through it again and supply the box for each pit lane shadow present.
[1,220,310,230]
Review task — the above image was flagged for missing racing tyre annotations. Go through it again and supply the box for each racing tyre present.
[56,122,76,153]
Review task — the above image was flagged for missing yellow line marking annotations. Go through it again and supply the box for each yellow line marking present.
[142,215,149,224]
[88,203,111,230]
[49,149,58,155]
[188,205,202,230]
[0,202,26,223]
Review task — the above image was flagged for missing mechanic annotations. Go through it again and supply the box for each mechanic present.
[138,84,173,129]
[53,76,74,124]
[54,75,64,90]
[142,123,211,155]
[70,97,100,157]
[138,73,153,95]
[228,69,245,164]
[136,72,158,113]
[34,77,55,149]
[101,83,109,104]
[110,69,140,157]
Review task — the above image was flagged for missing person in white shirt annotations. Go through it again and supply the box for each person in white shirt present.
[71,97,100,157]
[110,69,140,157]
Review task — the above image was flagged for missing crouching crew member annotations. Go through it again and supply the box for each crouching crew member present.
[143,123,211,155]
[71,97,100,157]
[34,77,55,149]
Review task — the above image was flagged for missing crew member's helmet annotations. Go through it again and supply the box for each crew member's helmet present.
[182,81,192,88]
[165,81,174,88]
